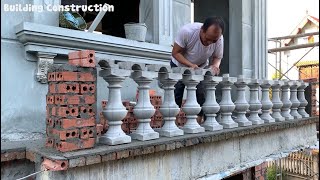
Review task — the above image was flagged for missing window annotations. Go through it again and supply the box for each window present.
[61,0,140,38]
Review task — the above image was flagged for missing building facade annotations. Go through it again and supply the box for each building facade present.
[1,0,268,142]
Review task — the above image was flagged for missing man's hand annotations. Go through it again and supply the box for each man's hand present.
[210,65,220,75]
[190,64,199,69]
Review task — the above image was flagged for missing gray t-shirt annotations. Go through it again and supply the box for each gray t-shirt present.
[171,22,224,68]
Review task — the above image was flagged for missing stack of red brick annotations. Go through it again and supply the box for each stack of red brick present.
[46,50,100,152]
[99,100,137,134]
[150,95,163,128]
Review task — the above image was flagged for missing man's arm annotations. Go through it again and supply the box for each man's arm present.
[209,36,224,75]
[172,43,198,69]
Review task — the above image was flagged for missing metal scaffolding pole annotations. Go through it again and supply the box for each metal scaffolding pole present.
[279,44,317,79]
[269,31,319,40]
[268,42,319,53]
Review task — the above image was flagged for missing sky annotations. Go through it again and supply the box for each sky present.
[267,0,319,38]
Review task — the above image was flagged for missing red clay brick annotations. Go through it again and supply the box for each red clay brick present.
[26,151,36,162]
[52,106,79,118]
[1,151,26,162]
[45,138,55,148]
[56,72,78,81]
[55,138,95,152]
[116,150,129,159]
[46,118,54,127]
[78,72,96,82]
[86,155,101,165]
[122,100,130,107]
[84,95,95,104]
[56,83,80,94]
[68,50,95,60]
[101,100,107,109]
[55,95,80,105]
[96,124,103,135]
[54,95,95,105]
[79,127,96,139]
[49,84,56,93]
[80,106,95,117]
[57,117,95,129]
[101,152,116,162]
[69,157,86,168]
[48,72,56,82]
[46,95,55,104]
[52,128,79,140]
[69,58,95,68]
[42,158,68,171]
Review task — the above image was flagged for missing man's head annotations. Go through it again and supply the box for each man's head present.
[200,16,225,46]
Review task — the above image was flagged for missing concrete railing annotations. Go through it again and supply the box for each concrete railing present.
[97,60,310,145]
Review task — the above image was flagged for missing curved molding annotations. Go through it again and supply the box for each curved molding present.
[15,22,172,63]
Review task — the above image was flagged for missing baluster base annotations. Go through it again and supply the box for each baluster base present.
[202,116,223,131]
[298,109,310,118]
[291,110,302,119]
[130,120,159,141]
[234,113,252,127]
[156,128,184,137]
[260,113,275,123]
[182,115,205,134]
[220,115,238,129]
[130,131,159,141]
[99,134,131,145]
[155,121,184,137]
[248,113,264,125]
[272,112,285,122]
[281,111,294,120]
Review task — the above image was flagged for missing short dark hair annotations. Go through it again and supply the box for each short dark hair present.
[202,16,225,33]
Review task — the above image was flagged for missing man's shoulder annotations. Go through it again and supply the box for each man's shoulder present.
[181,22,203,30]
[179,22,202,34]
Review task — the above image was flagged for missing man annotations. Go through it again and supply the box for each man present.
[171,16,224,122]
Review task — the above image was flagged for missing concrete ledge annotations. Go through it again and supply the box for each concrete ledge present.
[1,118,318,170]
[15,22,171,64]
[23,117,318,166]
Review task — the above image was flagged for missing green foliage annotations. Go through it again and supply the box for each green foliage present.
[271,71,283,80]
[266,165,287,180]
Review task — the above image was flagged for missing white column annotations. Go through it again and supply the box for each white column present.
[140,0,173,45]
[290,81,302,119]
[130,69,159,141]
[297,81,310,118]
[234,75,252,126]
[156,69,184,137]
[219,74,238,128]
[248,79,264,125]
[201,74,223,131]
[260,80,275,123]
[99,64,131,145]
[281,80,294,120]
[180,69,205,134]
[271,81,285,122]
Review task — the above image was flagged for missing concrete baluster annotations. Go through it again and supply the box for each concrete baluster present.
[260,80,275,123]
[201,72,223,131]
[297,80,310,118]
[129,64,159,141]
[156,67,184,137]
[271,80,285,122]
[248,79,264,125]
[98,60,131,145]
[234,75,252,126]
[219,74,238,128]
[175,68,205,133]
[281,80,294,120]
[290,81,302,119]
